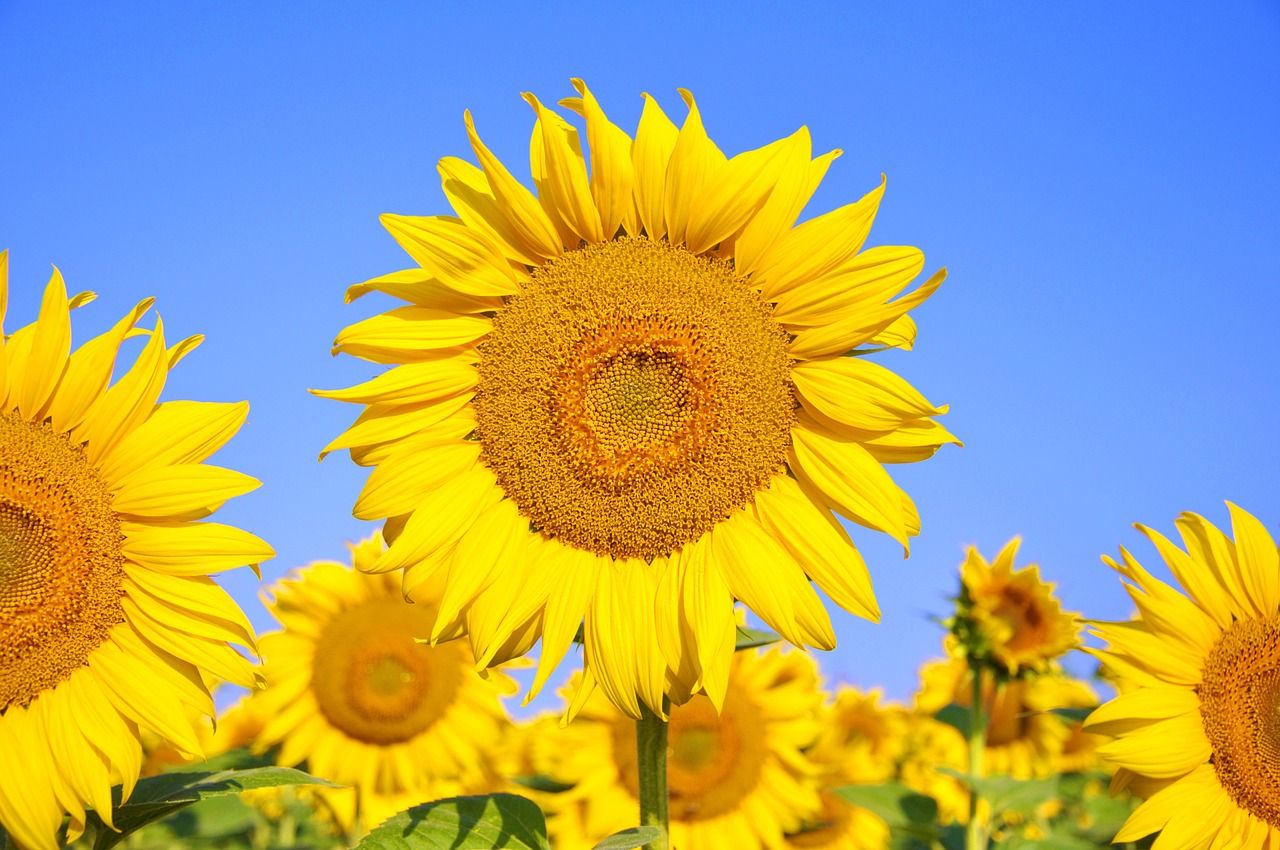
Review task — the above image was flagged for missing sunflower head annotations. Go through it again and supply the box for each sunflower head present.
[0,253,271,850]
[321,82,954,718]
[1085,504,1280,848]
[949,538,1080,677]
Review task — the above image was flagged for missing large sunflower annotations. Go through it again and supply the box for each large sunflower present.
[531,647,825,850]
[0,254,271,850]
[1085,504,1280,848]
[252,533,512,828]
[321,82,954,717]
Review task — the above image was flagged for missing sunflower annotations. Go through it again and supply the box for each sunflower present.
[0,254,271,850]
[953,538,1080,676]
[915,657,1095,780]
[898,712,970,825]
[1084,504,1280,848]
[531,647,825,850]
[252,533,512,833]
[784,687,905,850]
[320,82,954,717]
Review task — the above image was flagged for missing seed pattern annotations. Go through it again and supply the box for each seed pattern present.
[474,236,794,560]
[1199,616,1280,826]
[0,412,125,711]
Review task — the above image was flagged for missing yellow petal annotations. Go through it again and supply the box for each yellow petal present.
[433,497,530,642]
[712,508,835,651]
[788,267,947,360]
[0,706,63,850]
[354,437,480,521]
[585,557,642,718]
[663,89,727,247]
[122,520,274,576]
[527,540,599,703]
[46,297,154,433]
[464,109,562,261]
[79,316,169,464]
[735,139,836,279]
[569,79,637,239]
[789,416,910,547]
[755,474,879,621]
[524,92,603,246]
[345,267,506,312]
[631,93,679,239]
[96,400,248,482]
[754,177,884,300]
[773,246,924,327]
[1140,525,1234,629]
[15,267,72,421]
[111,464,260,520]
[872,314,917,350]
[88,637,205,758]
[861,417,962,464]
[367,464,501,574]
[332,306,491,360]
[685,128,807,255]
[1085,686,1201,736]
[123,566,257,648]
[678,535,736,710]
[438,155,542,266]
[1176,512,1252,623]
[1228,502,1280,617]
[793,356,944,434]
[311,357,477,405]
[379,214,519,296]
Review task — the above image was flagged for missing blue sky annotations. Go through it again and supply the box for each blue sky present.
[2,2,1277,714]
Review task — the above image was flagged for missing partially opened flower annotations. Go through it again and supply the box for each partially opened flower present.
[0,254,271,850]
[252,533,512,825]
[531,647,826,850]
[1085,504,1280,848]
[953,539,1080,676]
[320,82,954,717]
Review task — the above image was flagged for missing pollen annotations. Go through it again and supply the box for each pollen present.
[1199,616,1280,827]
[474,236,794,560]
[310,598,465,745]
[0,412,125,711]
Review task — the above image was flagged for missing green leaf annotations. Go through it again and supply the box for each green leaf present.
[934,703,971,735]
[1049,707,1092,724]
[592,826,663,849]
[936,769,1058,815]
[89,766,338,850]
[734,627,782,651]
[832,784,939,828]
[356,793,550,850]
[510,774,575,794]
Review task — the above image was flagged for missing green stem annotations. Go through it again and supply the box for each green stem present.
[636,701,670,850]
[966,667,988,850]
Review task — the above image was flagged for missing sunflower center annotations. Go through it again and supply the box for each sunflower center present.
[612,692,769,821]
[474,236,794,560]
[1199,615,1280,826]
[310,598,464,745]
[0,412,125,712]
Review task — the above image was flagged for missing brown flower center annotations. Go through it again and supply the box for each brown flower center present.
[1199,616,1280,826]
[0,412,125,711]
[474,236,794,560]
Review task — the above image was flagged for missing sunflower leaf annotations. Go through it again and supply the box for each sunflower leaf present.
[592,826,664,849]
[356,793,550,850]
[89,766,338,850]
[734,627,782,651]
[832,783,939,828]
[936,769,1059,815]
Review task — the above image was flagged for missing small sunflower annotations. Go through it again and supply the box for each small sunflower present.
[0,254,271,850]
[898,712,969,825]
[784,687,905,850]
[252,533,512,828]
[531,647,825,850]
[953,539,1080,676]
[320,81,954,717]
[915,657,1094,780]
[1085,504,1280,848]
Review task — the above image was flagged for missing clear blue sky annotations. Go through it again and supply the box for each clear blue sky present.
[2,2,1277,714]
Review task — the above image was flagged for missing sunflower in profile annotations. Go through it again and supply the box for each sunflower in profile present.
[915,657,1095,780]
[531,647,825,850]
[319,82,954,717]
[785,688,906,850]
[952,539,1080,676]
[0,254,271,850]
[252,533,512,833]
[1085,504,1280,848]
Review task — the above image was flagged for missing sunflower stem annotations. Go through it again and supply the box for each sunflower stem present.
[636,700,670,850]
[966,666,988,850]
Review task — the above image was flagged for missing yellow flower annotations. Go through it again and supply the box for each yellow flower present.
[898,712,969,825]
[320,82,954,718]
[1085,504,1280,848]
[956,538,1080,675]
[0,254,271,850]
[532,647,825,850]
[784,688,905,850]
[252,533,512,834]
[915,657,1095,780]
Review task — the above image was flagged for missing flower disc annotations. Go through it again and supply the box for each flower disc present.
[0,413,124,710]
[475,236,793,560]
